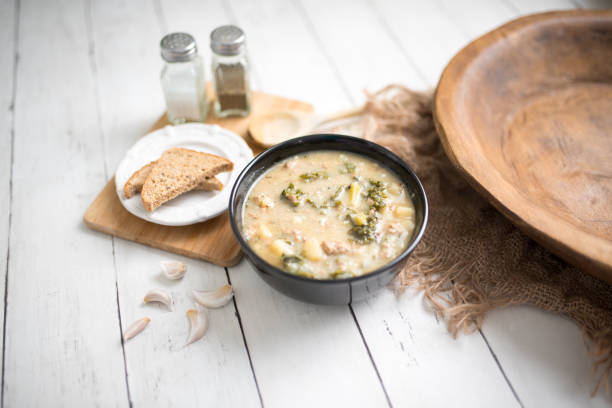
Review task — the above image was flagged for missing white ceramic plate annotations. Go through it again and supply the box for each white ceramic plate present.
[115,123,253,226]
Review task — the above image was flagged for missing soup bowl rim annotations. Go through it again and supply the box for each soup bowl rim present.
[228,133,428,285]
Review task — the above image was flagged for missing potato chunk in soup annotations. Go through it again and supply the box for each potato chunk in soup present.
[242,151,416,279]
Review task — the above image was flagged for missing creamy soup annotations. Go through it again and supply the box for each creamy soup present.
[242,151,416,279]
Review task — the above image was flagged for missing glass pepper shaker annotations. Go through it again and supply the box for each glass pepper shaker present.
[210,25,251,118]
[160,32,208,124]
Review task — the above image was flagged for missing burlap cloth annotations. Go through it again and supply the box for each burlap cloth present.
[347,85,612,395]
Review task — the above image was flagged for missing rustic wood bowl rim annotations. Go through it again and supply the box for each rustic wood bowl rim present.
[434,10,612,281]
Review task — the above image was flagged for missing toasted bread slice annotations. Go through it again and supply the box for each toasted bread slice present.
[124,162,155,199]
[141,148,233,211]
[123,161,223,199]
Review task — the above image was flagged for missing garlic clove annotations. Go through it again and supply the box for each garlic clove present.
[160,260,186,280]
[123,317,151,341]
[192,284,234,309]
[144,288,173,311]
[185,305,208,345]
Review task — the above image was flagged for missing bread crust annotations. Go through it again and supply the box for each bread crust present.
[123,161,223,199]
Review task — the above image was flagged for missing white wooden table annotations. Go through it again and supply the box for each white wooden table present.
[2,0,610,406]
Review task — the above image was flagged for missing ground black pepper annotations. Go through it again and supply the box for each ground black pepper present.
[214,63,248,111]
[210,25,251,117]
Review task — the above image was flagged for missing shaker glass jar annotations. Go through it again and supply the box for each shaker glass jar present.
[160,32,208,124]
[210,25,251,117]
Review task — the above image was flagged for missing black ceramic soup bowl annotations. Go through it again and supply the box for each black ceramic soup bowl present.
[229,134,428,305]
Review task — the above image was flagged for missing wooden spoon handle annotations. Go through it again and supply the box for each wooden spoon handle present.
[313,105,365,127]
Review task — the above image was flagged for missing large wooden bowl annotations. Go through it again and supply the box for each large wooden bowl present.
[434,10,612,283]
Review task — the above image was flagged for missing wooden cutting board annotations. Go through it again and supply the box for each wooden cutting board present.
[83,91,313,266]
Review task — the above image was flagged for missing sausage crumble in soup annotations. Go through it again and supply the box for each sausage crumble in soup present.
[242,151,416,279]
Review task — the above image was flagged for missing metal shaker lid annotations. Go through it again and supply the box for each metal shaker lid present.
[210,25,246,56]
[160,32,198,62]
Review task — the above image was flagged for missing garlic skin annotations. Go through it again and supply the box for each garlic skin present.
[160,260,186,280]
[192,284,233,308]
[144,288,173,311]
[123,317,151,341]
[185,305,208,345]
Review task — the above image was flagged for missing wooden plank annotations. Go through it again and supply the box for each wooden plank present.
[115,244,261,407]
[159,0,232,72]
[222,0,391,405]
[88,0,261,405]
[575,0,611,8]
[87,0,166,174]
[156,0,264,91]
[3,0,128,406]
[369,0,467,87]
[483,306,610,407]
[352,291,520,406]
[0,0,16,390]
[229,261,390,408]
[297,0,520,405]
[294,0,427,94]
[437,0,519,38]
[227,0,353,112]
[506,0,580,14]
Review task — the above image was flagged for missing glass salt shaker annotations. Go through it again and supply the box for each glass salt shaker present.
[210,25,251,117]
[160,32,208,124]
